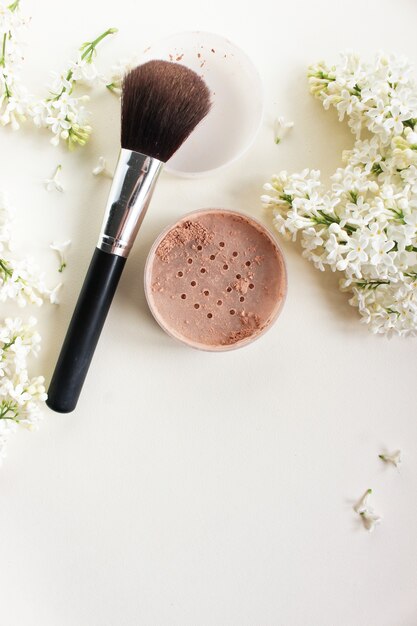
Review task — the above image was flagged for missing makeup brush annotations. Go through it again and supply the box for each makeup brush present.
[47,60,211,413]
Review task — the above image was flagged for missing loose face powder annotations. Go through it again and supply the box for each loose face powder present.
[145,209,287,351]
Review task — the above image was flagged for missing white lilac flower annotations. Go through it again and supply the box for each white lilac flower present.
[0,11,117,149]
[39,93,93,149]
[0,257,47,306]
[354,489,381,532]
[1,192,64,308]
[44,164,64,193]
[379,450,402,467]
[264,52,417,335]
[48,282,62,305]
[273,116,294,144]
[0,192,55,465]
[92,156,113,178]
[359,510,382,532]
[33,28,117,149]
[0,316,47,462]
[50,240,71,273]
[104,57,137,96]
[0,1,30,130]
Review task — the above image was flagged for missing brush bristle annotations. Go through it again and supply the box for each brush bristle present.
[121,60,212,162]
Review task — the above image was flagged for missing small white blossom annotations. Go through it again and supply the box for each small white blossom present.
[359,510,382,532]
[379,449,402,467]
[104,57,137,96]
[273,116,294,144]
[50,240,71,273]
[0,316,47,462]
[44,164,64,193]
[92,156,113,179]
[354,489,381,532]
[48,282,62,305]
[0,256,47,307]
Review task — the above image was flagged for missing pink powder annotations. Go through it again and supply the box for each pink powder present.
[145,209,287,351]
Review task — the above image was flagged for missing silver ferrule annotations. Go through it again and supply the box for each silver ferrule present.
[97,148,163,258]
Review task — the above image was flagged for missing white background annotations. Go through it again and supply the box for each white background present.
[1,0,417,624]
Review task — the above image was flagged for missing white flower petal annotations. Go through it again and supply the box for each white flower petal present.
[379,450,402,467]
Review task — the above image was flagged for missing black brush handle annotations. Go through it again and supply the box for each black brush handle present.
[47,248,126,413]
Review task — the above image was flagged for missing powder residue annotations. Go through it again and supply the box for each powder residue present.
[232,277,250,294]
[222,313,262,345]
[156,220,213,262]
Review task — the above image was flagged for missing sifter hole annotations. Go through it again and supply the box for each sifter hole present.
[249,283,254,289]
[226,287,232,293]
[219,241,225,247]
[181,294,186,299]
[223,264,228,270]
[187,258,193,264]
[232,251,238,257]
[200,268,206,274]
[236,274,241,279]
[194,303,200,309]
[177,271,183,277]
[229,309,236,315]
[190,280,196,287]
[210,254,216,260]
[207,313,213,319]
[217,300,222,306]
[245,261,251,267]
[203,290,209,296]
[197,245,202,251]
[240,296,245,302]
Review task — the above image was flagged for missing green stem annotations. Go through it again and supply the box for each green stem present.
[388,207,405,223]
[106,82,119,93]
[7,0,20,11]
[313,209,357,234]
[1,335,17,352]
[80,27,117,62]
[51,27,117,101]
[0,258,13,279]
[311,70,336,82]
[0,33,12,99]
[0,400,19,422]
[354,280,390,290]
[280,193,293,205]
[0,32,7,68]
[403,118,417,129]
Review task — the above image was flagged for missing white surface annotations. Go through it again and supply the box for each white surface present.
[1,1,417,625]
[142,31,263,176]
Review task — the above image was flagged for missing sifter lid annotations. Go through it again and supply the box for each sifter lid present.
[141,31,264,177]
